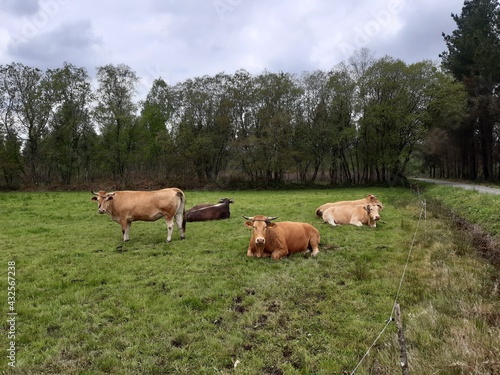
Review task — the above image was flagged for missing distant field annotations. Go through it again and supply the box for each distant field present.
[0,187,497,374]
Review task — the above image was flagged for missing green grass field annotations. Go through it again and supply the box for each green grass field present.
[0,187,497,374]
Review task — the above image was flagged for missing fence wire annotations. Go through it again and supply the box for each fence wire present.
[350,198,426,374]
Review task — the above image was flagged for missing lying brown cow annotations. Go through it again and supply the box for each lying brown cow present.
[91,188,186,242]
[243,215,320,260]
[322,204,382,227]
[185,198,233,222]
[316,194,384,217]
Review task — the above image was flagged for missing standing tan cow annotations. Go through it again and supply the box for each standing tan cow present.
[243,215,320,260]
[91,188,186,242]
[322,204,382,227]
[315,194,384,217]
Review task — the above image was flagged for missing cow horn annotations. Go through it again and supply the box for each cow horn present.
[91,190,98,195]
[242,215,254,220]
[266,216,278,221]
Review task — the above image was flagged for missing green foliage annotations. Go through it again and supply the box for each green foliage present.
[1,54,460,189]
[94,64,139,180]
[440,0,500,180]
[442,0,500,81]
[0,187,497,374]
[43,63,95,185]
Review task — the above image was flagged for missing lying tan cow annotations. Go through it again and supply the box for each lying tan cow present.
[244,215,320,260]
[316,194,383,217]
[322,204,382,228]
[91,188,186,242]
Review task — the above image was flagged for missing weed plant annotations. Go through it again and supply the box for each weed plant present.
[0,187,497,374]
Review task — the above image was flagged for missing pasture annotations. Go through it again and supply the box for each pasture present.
[0,187,497,374]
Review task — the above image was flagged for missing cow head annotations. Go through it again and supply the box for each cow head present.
[91,191,116,214]
[364,204,382,223]
[218,198,234,205]
[243,215,278,257]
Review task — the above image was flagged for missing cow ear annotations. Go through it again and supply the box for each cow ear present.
[266,221,277,228]
[106,195,114,201]
[364,205,370,212]
[91,196,97,201]
[244,221,253,228]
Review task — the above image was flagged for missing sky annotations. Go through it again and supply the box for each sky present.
[0,0,465,98]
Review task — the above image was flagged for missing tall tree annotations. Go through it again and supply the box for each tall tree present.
[138,78,178,178]
[325,64,357,184]
[441,0,500,180]
[0,66,22,188]
[94,64,139,180]
[294,70,332,183]
[358,57,436,184]
[250,71,301,184]
[175,73,233,181]
[44,63,94,184]
[419,72,467,178]
[1,63,53,185]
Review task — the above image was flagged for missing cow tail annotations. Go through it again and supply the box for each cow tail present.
[182,205,186,234]
[177,190,187,234]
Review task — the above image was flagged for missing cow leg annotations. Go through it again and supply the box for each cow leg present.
[326,217,338,226]
[271,248,288,260]
[165,218,174,242]
[310,240,320,257]
[121,221,131,241]
[350,220,363,227]
[247,247,254,257]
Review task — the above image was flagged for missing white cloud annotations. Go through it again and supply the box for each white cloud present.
[0,0,464,95]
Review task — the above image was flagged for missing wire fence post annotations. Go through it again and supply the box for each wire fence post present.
[395,303,409,375]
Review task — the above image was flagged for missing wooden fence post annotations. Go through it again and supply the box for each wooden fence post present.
[395,303,409,375]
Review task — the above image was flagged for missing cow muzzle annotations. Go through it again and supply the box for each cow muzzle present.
[255,237,265,245]
[98,207,106,214]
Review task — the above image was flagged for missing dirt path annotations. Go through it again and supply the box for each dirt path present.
[413,178,500,195]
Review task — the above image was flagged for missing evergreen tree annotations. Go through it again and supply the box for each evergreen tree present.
[441,0,500,180]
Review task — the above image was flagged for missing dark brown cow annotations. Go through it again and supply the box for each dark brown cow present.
[91,188,186,242]
[322,204,382,228]
[315,194,384,217]
[243,215,320,260]
[185,198,234,222]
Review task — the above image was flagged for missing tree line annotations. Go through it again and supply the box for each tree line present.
[1,0,499,190]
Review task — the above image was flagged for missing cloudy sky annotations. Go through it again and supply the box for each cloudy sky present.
[0,0,464,97]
